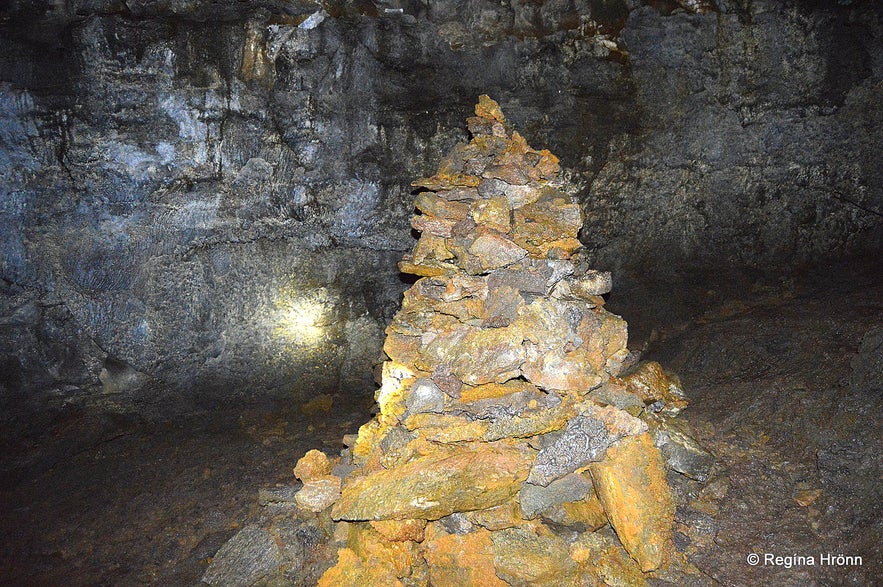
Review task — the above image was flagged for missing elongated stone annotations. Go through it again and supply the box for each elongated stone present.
[331,441,533,521]
[589,433,675,572]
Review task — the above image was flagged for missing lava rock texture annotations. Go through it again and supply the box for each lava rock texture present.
[1,0,881,411]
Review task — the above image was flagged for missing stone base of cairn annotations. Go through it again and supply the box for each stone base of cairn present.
[292,96,713,586]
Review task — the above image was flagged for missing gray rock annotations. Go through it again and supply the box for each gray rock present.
[520,473,594,520]
[851,327,883,395]
[650,417,715,482]
[588,382,645,410]
[202,525,283,587]
[404,378,446,417]
[438,512,474,535]
[487,262,554,297]
[527,414,620,486]
[257,485,300,507]
[1,0,880,415]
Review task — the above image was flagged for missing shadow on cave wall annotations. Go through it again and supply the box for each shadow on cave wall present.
[0,0,880,416]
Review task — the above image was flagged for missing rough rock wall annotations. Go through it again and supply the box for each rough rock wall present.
[0,0,880,411]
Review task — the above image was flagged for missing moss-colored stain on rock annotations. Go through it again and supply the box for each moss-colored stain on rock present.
[590,433,676,572]
[331,441,533,521]
[305,96,704,586]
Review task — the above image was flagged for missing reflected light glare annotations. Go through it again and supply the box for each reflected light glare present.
[275,298,327,344]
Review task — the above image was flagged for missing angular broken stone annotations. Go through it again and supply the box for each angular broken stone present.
[646,413,716,482]
[569,530,649,586]
[317,547,404,587]
[589,433,676,572]
[520,473,594,519]
[294,475,342,513]
[369,518,427,542]
[203,525,283,587]
[621,361,689,413]
[404,378,446,417]
[309,96,691,584]
[492,525,577,585]
[331,441,533,521]
[424,526,507,587]
[528,407,647,486]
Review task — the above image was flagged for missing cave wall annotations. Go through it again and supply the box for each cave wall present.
[1,0,880,412]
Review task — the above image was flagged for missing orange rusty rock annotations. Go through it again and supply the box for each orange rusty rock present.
[397,257,450,277]
[369,519,427,543]
[578,309,629,376]
[534,149,560,178]
[589,433,675,572]
[412,172,481,190]
[536,237,583,258]
[569,532,648,586]
[556,489,609,531]
[404,413,488,443]
[317,548,405,587]
[423,527,508,587]
[621,361,689,411]
[469,197,512,233]
[511,198,583,251]
[331,441,533,521]
[465,230,528,272]
[493,131,531,166]
[412,233,455,265]
[458,379,540,403]
[382,330,422,366]
[414,193,471,220]
[464,499,522,531]
[346,522,419,578]
[293,449,333,482]
[444,323,526,385]
[484,164,529,185]
[522,346,603,393]
[411,214,457,238]
[474,94,507,123]
[492,523,578,585]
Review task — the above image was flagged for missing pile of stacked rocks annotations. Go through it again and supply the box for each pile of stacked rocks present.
[291,96,712,586]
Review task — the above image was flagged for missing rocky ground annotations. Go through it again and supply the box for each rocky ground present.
[0,258,880,586]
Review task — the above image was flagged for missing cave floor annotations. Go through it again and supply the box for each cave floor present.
[1,261,881,587]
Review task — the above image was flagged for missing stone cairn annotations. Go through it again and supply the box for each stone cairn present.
[292,96,712,586]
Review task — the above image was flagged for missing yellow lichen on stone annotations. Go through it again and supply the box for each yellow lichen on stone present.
[621,361,689,411]
[332,441,533,521]
[404,413,488,443]
[370,519,427,543]
[293,449,333,482]
[558,491,609,531]
[317,548,405,587]
[475,94,507,122]
[457,380,539,403]
[589,433,675,572]
[347,522,419,578]
[465,499,522,531]
[492,523,578,586]
[424,527,508,587]
[569,532,649,587]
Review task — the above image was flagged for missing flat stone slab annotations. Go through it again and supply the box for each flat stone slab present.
[331,441,533,521]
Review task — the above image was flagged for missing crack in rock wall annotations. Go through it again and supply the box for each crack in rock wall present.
[0,0,880,412]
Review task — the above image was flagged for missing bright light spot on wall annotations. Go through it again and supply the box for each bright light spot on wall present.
[274,293,329,345]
